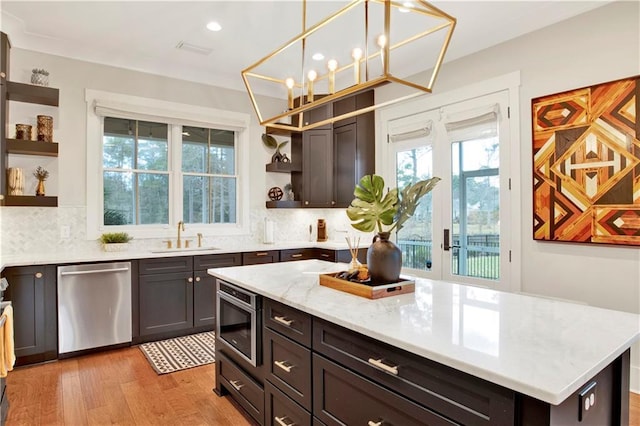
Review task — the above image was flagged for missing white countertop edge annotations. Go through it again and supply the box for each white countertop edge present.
[208,260,640,406]
[0,240,362,270]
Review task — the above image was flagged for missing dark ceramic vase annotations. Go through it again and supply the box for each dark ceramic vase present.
[367,231,402,284]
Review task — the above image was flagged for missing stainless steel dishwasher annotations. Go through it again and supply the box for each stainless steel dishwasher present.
[57,262,132,355]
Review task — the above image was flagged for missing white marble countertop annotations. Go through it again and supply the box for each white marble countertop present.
[208,259,640,405]
[0,240,358,270]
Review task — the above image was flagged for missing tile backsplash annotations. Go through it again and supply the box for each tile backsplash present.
[0,206,366,257]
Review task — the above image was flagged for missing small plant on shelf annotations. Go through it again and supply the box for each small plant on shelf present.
[99,232,133,252]
[33,166,49,196]
[262,133,288,163]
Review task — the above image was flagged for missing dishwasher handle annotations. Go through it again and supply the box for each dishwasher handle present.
[59,267,130,276]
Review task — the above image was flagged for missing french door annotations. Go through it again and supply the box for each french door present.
[386,91,511,289]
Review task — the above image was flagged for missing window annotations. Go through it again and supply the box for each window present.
[182,126,237,224]
[86,89,250,239]
[103,118,169,225]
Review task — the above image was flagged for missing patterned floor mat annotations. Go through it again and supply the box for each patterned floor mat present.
[139,331,215,374]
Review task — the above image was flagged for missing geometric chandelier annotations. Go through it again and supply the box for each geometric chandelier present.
[242,0,456,133]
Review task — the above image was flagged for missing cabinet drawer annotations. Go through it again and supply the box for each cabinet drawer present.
[139,256,192,274]
[219,352,265,425]
[315,249,335,262]
[265,328,312,411]
[265,380,311,426]
[243,251,280,265]
[313,318,515,425]
[265,299,312,347]
[194,252,241,270]
[280,249,315,262]
[313,354,457,426]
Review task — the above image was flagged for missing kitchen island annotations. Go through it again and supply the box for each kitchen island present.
[209,259,639,426]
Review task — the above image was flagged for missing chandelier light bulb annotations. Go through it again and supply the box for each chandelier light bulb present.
[307,70,317,102]
[327,59,338,94]
[352,48,362,84]
[285,77,295,110]
[377,34,387,48]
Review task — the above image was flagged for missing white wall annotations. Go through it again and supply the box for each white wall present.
[378,0,640,389]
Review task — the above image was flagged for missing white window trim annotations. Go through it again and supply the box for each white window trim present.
[376,71,522,293]
[85,89,251,240]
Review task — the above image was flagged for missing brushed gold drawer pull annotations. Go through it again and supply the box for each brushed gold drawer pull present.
[320,253,330,258]
[368,421,383,426]
[368,358,399,375]
[275,415,295,426]
[274,360,293,373]
[256,252,269,256]
[229,380,244,391]
[291,253,303,258]
[35,272,43,279]
[274,315,294,326]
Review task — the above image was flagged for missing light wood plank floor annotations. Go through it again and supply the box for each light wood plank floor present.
[4,346,640,425]
[6,347,255,425]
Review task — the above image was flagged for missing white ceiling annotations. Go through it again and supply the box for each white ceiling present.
[0,1,609,95]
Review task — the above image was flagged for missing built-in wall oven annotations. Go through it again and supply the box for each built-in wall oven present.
[216,280,262,367]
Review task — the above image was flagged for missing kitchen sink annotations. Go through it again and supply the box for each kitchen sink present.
[150,246,220,254]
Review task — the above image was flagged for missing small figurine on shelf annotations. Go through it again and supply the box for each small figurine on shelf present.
[284,182,294,201]
[262,133,288,163]
[30,68,50,87]
[33,166,49,196]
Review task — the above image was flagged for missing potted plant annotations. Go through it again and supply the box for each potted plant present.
[99,232,133,252]
[33,166,49,196]
[346,174,440,283]
[261,133,288,163]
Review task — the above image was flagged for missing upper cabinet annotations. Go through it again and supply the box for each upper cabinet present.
[267,90,374,209]
[1,31,60,207]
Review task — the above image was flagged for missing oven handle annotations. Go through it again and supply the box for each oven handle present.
[218,289,256,312]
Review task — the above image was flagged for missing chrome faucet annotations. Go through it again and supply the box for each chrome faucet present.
[177,221,185,248]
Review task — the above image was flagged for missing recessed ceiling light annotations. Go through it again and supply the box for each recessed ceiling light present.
[312,52,324,61]
[206,21,222,32]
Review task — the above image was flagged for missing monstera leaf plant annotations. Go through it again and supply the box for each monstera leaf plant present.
[346,174,441,234]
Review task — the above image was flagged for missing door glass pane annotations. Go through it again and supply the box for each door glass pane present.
[395,145,434,271]
[451,137,500,280]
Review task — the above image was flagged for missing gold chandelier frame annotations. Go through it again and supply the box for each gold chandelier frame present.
[241,0,456,133]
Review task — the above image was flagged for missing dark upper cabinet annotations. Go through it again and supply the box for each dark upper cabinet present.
[301,128,334,207]
[2,265,57,365]
[290,90,374,209]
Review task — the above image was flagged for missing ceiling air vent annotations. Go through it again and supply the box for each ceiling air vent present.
[175,41,213,56]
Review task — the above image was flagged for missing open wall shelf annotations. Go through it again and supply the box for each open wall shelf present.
[3,195,58,207]
[6,139,58,156]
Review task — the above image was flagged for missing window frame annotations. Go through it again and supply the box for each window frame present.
[86,89,250,240]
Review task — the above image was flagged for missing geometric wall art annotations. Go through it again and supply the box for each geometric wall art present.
[532,76,640,246]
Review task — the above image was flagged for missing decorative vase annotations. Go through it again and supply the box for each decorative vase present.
[36,179,46,196]
[30,70,49,87]
[7,168,25,195]
[271,150,283,163]
[102,243,129,252]
[37,115,53,142]
[15,124,32,140]
[367,231,402,284]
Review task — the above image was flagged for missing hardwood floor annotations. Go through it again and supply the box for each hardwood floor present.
[4,346,640,425]
[5,347,254,425]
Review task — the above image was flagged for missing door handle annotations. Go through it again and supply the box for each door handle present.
[443,229,460,251]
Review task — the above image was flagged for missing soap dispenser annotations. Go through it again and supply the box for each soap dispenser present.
[317,219,327,242]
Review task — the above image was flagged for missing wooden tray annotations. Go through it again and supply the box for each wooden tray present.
[319,272,415,299]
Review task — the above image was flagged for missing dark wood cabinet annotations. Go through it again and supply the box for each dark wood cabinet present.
[265,380,312,426]
[279,248,315,262]
[137,253,240,342]
[218,351,265,425]
[243,251,280,265]
[2,265,57,365]
[275,90,374,209]
[313,354,457,426]
[139,271,194,336]
[301,128,333,207]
